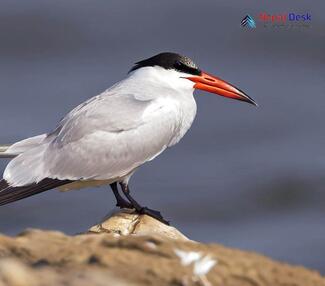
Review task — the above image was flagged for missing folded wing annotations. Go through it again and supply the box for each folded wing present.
[4,91,179,187]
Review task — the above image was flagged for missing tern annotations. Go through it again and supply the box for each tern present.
[0,52,256,224]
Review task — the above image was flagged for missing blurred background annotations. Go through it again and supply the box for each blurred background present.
[0,0,324,272]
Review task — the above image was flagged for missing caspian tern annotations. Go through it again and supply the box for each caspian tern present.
[0,52,256,224]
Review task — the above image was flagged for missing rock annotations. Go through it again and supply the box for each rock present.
[0,259,37,286]
[0,210,323,286]
[88,209,189,240]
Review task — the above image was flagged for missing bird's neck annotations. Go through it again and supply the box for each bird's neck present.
[115,66,195,100]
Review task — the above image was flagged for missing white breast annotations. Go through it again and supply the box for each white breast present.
[131,66,197,147]
[167,93,197,147]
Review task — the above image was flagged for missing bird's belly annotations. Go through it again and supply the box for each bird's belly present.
[58,179,113,192]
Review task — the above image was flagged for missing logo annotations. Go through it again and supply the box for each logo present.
[259,12,311,23]
[241,15,256,28]
[241,12,312,29]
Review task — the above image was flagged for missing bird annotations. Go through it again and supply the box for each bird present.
[0,52,256,224]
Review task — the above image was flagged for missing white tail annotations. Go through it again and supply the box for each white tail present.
[0,145,9,152]
[0,145,15,158]
[0,134,46,159]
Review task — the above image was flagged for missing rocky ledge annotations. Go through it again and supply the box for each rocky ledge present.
[0,210,323,286]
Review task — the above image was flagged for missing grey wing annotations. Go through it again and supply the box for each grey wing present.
[4,92,179,186]
[49,93,153,143]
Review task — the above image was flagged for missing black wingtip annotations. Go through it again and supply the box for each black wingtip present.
[0,178,72,206]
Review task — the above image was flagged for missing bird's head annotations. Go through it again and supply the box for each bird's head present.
[130,52,257,106]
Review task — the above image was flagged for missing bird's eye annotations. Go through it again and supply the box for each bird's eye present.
[174,61,183,69]
[174,61,201,76]
[174,61,190,72]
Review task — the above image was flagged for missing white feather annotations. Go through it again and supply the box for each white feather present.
[193,255,217,276]
[3,135,46,156]
[174,249,202,266]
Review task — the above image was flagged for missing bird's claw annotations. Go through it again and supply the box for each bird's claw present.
[138,207,170,225]
[116,200,133,209]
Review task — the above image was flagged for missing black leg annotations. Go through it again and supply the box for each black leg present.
[119,183,170,225]
[110,182,133,209]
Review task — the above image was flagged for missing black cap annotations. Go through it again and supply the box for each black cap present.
[129,52,201,75]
